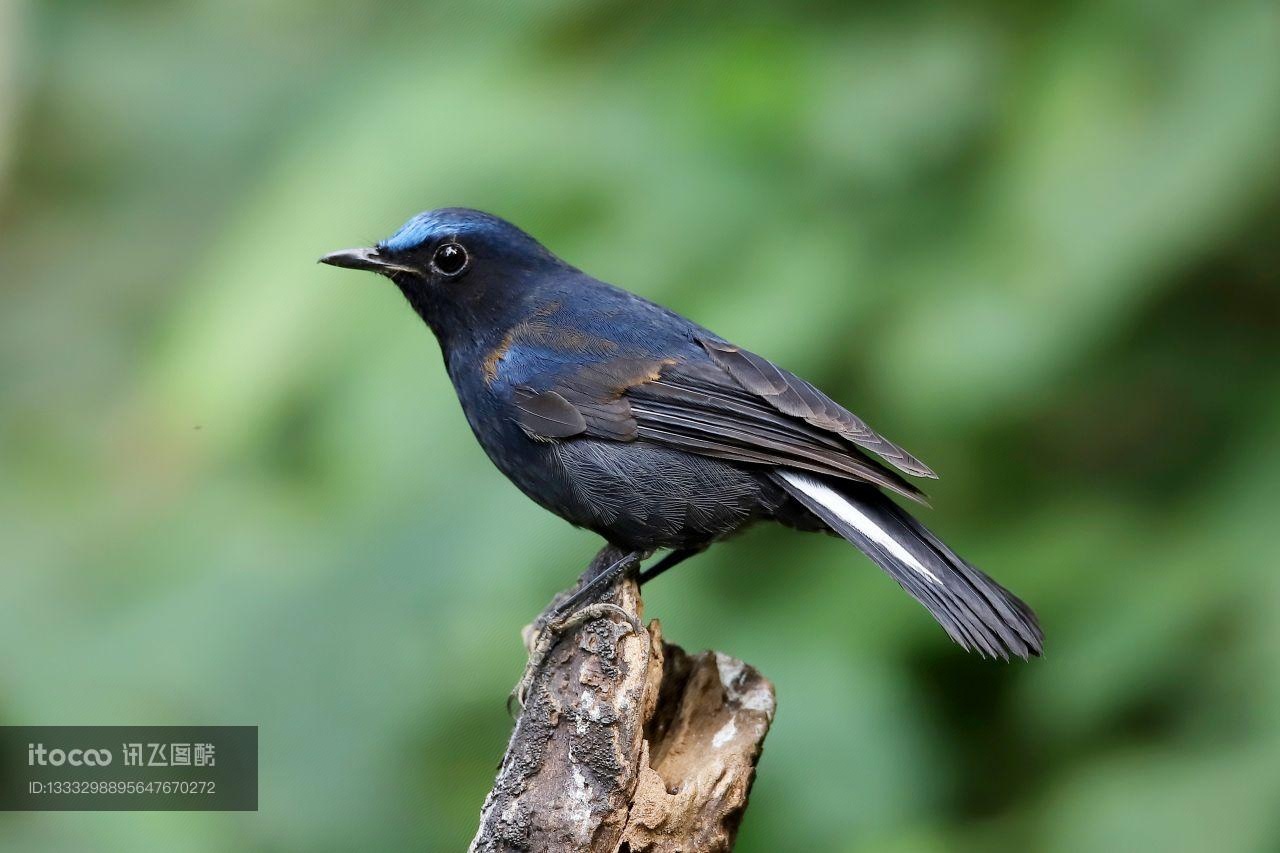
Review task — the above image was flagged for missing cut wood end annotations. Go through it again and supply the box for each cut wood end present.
[618,643,775,853]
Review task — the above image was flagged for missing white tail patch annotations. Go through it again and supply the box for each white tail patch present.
[779,471,941,585]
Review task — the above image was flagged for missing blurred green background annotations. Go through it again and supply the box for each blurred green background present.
[2,0,1279,850]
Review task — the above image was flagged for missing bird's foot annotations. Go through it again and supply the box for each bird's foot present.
[509,602,642,712]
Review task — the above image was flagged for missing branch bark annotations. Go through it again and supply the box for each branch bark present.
[470,546,776,853]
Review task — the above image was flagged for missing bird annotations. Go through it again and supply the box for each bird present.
[320,208,1043,662]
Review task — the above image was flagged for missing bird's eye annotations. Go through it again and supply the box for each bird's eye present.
[431,242,469,277]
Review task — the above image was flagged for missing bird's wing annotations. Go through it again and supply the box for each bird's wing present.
[696,338,936,479]
[511,339,933,504]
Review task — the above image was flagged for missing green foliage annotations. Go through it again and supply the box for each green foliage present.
[2,1,1278,850]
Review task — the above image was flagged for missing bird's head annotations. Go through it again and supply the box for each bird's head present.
[320,208,564,345]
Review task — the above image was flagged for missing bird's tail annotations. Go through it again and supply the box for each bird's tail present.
[773,470,1043,659]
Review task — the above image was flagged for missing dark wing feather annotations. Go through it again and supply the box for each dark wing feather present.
[699,337,937,479]
[512,387,586,438]
[513,352,930,504]
[627,360,926,502]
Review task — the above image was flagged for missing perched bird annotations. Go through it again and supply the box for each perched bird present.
[321,209,1042,660]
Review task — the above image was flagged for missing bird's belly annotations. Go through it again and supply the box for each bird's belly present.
[486,432,772,550]
[549,439,773,549]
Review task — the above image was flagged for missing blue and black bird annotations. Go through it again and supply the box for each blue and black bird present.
[321,208,1042,660]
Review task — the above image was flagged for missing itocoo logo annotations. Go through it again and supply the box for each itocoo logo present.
[27,743,113,766]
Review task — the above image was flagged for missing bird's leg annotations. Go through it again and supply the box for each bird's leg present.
[544,550,644,628]
[511,548,646,710]
[638,546,707,586]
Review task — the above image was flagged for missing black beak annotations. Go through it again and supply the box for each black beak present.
[318,247,418,276]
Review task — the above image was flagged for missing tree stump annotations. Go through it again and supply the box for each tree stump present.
[470,547,776,852]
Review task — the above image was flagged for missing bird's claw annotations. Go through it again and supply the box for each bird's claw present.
[508,602,642,712]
